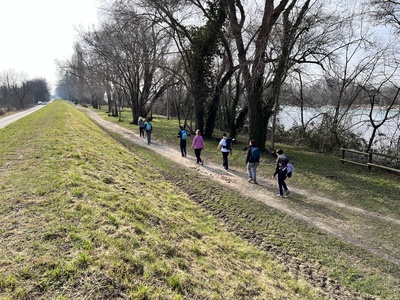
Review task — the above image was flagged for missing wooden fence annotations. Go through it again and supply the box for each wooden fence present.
[340,148,400,174]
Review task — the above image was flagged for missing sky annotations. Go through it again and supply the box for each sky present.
[0,0,99,92]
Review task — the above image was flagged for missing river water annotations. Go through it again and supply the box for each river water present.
[279,106,400,148]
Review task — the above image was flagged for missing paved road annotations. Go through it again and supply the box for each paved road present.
[0,105,45,129]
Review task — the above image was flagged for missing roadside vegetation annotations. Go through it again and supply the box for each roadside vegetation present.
[0,100,399,299]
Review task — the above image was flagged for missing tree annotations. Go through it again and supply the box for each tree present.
[28,78,50,103]
[76,4,173,124]
[370,0,400,33]
[142,0,238,137]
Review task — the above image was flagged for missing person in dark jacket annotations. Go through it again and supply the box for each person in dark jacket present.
[177,126,189,157]
[246,139,260,184]
[138,117,145,138]
[272,149,290,197]
[145,118,153,145]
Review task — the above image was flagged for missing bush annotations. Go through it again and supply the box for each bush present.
[276,116,367,154]
[0,107,6,116]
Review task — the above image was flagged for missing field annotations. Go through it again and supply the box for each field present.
[0,100,399,299]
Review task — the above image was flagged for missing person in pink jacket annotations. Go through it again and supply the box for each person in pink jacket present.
[191,129,204,165]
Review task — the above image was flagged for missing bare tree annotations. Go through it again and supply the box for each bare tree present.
[370,0,400,34]
[78,5,173,124]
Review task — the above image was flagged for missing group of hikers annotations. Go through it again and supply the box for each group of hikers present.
[138,119,292,198]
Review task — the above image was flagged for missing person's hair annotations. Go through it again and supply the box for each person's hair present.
[249,139,255,145]
[276,149,283,155]
[196,129,200,134]
[222,132,226,137]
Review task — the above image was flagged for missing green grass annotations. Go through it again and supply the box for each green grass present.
[1,101,326,299]
[109,107,400,218]
[92,105,400,299]
[1,100,399,299]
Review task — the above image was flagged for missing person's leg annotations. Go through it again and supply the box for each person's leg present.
[180,140,184,156]
[222,152,229,169]
[199,149,203,165]
[183,140,187,156]
[278,173,285,196]
[146,131,151,144]
[282,177,288,194]
[252,162,259,182]
[195,148,201,163]
[247,162,253,180]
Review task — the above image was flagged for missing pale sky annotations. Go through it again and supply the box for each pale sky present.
[0,0,99,92]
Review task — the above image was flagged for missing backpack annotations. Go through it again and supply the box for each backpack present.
[225,137,233,150]
[278,154,289,173]
[286,163,294,178]
[145,122,152,132]
[138,119,144,127]
[181,129,187,140]
[250,147,260,161]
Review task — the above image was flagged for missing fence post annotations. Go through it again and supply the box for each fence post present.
[368,152,372,171]
[341,148,345,164]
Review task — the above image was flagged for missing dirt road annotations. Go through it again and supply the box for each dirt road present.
[86,109,400,267]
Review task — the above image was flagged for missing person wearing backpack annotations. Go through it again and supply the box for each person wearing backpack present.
[272,149,290,197]
[216,132,231,170]
[145,118,153,145]
[138,117,145,138]
[246,139,260,184]
[177,126,189,157]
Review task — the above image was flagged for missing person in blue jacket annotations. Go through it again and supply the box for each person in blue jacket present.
[246,139,260,184]
[177,126,189,157]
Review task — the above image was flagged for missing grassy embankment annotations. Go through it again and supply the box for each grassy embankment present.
[0,100,398,299]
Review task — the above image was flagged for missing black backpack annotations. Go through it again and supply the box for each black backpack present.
[225,137,233,150]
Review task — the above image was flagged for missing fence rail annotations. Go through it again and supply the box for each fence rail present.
[340,148,400,174]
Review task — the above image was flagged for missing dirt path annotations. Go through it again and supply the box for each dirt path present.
[87,110,400,267]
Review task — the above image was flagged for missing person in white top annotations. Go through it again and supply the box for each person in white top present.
[216,132,231,170]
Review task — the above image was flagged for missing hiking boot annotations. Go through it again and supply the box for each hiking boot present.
[253,180,258,184]
[248,178,253,183]
[286,190,290,195]
[276,194,283,198]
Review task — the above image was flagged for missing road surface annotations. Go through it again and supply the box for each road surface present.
[0,105,44,129]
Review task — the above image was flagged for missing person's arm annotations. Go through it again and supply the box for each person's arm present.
[216,140,222,151]
[191,137,195,148]
[246,148,251,163]
[272,162,279,178]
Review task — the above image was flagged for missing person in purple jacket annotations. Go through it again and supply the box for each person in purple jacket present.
[191,129,204,165]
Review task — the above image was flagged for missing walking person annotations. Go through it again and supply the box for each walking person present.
[272,149,290,197]
[191,129,204,165]
[145,118,153,145]
[216,132,231,170]
[138,117,145,138]
[246,139,260,184]
[177,126,189,157]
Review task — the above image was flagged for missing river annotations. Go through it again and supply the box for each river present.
[279,106,400,148]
